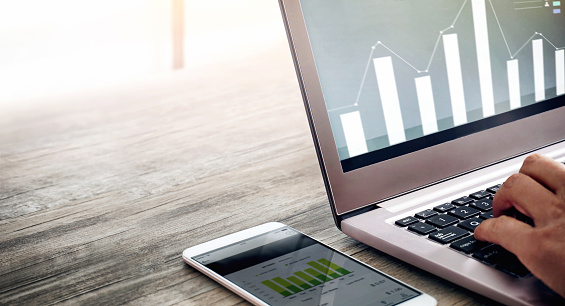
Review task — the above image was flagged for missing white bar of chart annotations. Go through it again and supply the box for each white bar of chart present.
[340,111,368,158]
[471,0,495,117]
[533,39,545,101]
[556,49,565,95]
[507,59,521,109]
[415,76,438,135]
[443,33,467,126]
[373,56,406,145]
[337,1,565,159]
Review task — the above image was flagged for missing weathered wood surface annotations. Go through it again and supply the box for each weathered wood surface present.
[1,37,498,306]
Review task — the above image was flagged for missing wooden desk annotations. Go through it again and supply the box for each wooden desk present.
[0,38,498,305]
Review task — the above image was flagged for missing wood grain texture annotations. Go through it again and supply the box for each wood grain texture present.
[0,36,499,306]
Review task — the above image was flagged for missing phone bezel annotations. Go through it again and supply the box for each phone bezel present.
[182,222,436,306]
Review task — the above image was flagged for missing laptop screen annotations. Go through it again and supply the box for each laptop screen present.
[300,0,565,172]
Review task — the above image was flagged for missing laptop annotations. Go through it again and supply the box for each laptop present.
[278,0,565,304]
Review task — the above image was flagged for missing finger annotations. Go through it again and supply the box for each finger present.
[492,172,558,222]
[474,216,534,258]
[519,154,565,194]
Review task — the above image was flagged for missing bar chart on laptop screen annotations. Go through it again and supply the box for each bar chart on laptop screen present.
[300,0,565,161]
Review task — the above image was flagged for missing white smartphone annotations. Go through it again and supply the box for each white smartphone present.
[183,222,436,306]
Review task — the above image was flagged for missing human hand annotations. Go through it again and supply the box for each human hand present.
[474,154,565,298]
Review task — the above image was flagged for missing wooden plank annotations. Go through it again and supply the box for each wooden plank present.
[0,36,496,306]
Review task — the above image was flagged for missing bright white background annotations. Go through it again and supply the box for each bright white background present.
[0,0,283,103]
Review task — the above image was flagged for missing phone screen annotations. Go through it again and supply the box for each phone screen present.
[192,226,421,305]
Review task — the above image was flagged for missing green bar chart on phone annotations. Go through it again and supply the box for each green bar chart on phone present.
[261,258,352,297]
[260,280,293,297]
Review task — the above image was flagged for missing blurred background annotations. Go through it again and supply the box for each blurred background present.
[0,0,284,104]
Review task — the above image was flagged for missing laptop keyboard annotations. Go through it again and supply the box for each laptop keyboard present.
[395,184,532,278]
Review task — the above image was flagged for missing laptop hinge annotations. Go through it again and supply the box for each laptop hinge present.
[336,205,378,230]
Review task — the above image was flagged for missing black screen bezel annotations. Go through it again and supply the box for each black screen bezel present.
[341,96,565,172]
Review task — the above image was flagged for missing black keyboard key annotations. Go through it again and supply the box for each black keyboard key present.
[433,203,456,213]
[415,209,438,219]
[516,213,535,226]
[470,190,490,200]
[487,184,501,194]
[479,211,494,219]
[426,214,459,228]
[473,244,508,265]
[495,255,531,278]
[450,236,489,254]
[395,216,419,227]
[428,226,469,244]
[458,218,484,232]
[451,196,474,206]
[448,206,480,219]
[408,222,437,235]
[469,199,493,212]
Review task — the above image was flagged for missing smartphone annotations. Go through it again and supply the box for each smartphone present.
[183,222,436,306]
